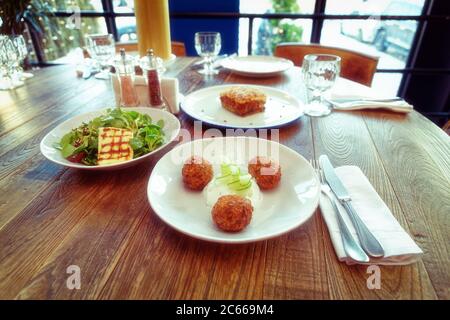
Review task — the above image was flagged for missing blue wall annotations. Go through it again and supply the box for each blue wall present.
[169,0,239,56]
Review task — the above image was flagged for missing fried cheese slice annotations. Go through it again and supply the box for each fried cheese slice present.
[98,127,133,165]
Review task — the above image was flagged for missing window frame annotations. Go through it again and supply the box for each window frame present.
[29,0,449,100]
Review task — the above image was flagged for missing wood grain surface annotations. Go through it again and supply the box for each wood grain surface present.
[0,58,449,300]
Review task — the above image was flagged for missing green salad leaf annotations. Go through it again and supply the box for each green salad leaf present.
[55,108,165,165]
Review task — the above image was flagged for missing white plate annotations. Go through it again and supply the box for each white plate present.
[147,136,319,243]
[181,84,304,129]
[40,107,180,170]
[221,55,293,78]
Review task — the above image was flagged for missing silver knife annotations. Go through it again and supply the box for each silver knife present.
[319,155,385,257]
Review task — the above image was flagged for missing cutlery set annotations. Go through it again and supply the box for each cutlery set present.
[312,155,385,263]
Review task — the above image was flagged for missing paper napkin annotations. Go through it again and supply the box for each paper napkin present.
[319,165,423,265]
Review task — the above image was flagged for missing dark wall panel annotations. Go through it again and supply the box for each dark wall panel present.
[169,0,239,56]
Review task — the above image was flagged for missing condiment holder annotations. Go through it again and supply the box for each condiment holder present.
[110,48,180,114]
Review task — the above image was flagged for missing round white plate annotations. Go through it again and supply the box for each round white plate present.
[221,55,294,78]
[147,136,320,243]
[181,84,304,129]
[40,107,180,170]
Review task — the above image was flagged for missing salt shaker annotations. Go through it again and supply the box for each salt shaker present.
[114,49,138,107]
[140,49,165,108]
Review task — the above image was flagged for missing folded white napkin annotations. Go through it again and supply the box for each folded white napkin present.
[330,99,414,113]
[329,82,413,113]
[111,74,180,114]
[319,166,423,265]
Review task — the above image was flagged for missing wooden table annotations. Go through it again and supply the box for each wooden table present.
[0,58,449,300]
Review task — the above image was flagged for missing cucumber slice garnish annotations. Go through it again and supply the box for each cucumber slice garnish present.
[227,179,241,187]
[236,181,252,191]
[216,162,253,193]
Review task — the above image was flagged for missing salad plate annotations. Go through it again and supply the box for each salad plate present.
[220,55,293,78]
[147,136,320,243]
[181,84,304,129]
[40,107,180,170]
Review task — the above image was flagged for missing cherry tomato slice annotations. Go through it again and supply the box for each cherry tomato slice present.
[67,151,87,163]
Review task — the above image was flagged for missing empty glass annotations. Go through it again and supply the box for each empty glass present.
[11,35,33,81]
[0,35,23,90]
[302,54,341,117]
[194,32,221,75]
[86,34,115,79]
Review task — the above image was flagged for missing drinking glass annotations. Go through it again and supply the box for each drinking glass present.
[0,36,23,90]
[11,35,33,80]
[194,32,221,75]
[302,54,341,117]
[86,34,115,79]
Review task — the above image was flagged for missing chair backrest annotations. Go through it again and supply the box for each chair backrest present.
[171,41,186,57]
[443,120,450,135]
[274,43,379,86]
[114,41,186,57]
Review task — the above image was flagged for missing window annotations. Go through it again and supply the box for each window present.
[26,0,444,100]
[237,0,428,95]
[323,0,426,94]
[113,0,136,43]
[41,17,108,63]
[239,0,315,56]
[46,0,104,12]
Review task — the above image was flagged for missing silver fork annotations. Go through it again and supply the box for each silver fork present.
[311,159,369,263]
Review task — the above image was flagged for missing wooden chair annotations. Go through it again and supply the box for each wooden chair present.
[114,41,186,56]
[171,41,186,57]
[274,43,379,86]
[443,120,450,135]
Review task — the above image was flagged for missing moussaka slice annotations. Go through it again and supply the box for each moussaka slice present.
[219,86,266,116]
[98,127,133,165]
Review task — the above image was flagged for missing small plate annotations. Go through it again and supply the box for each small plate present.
[147,136,320,243]
[221,55,293,78]
[40,107,180,170]
[181,84,303,129]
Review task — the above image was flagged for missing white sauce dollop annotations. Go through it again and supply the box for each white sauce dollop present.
[203,176,263,210]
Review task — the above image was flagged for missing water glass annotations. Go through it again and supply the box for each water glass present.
[302,54,341,117]
[11,35,33,81]
[87,34,115,79]
[194,32,221,75]
[0,35,23,90]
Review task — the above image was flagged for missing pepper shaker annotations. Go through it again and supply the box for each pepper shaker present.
[140,49,165,108]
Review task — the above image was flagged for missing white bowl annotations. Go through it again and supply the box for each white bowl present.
[40,107,180,170]
[147,136,320,243]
